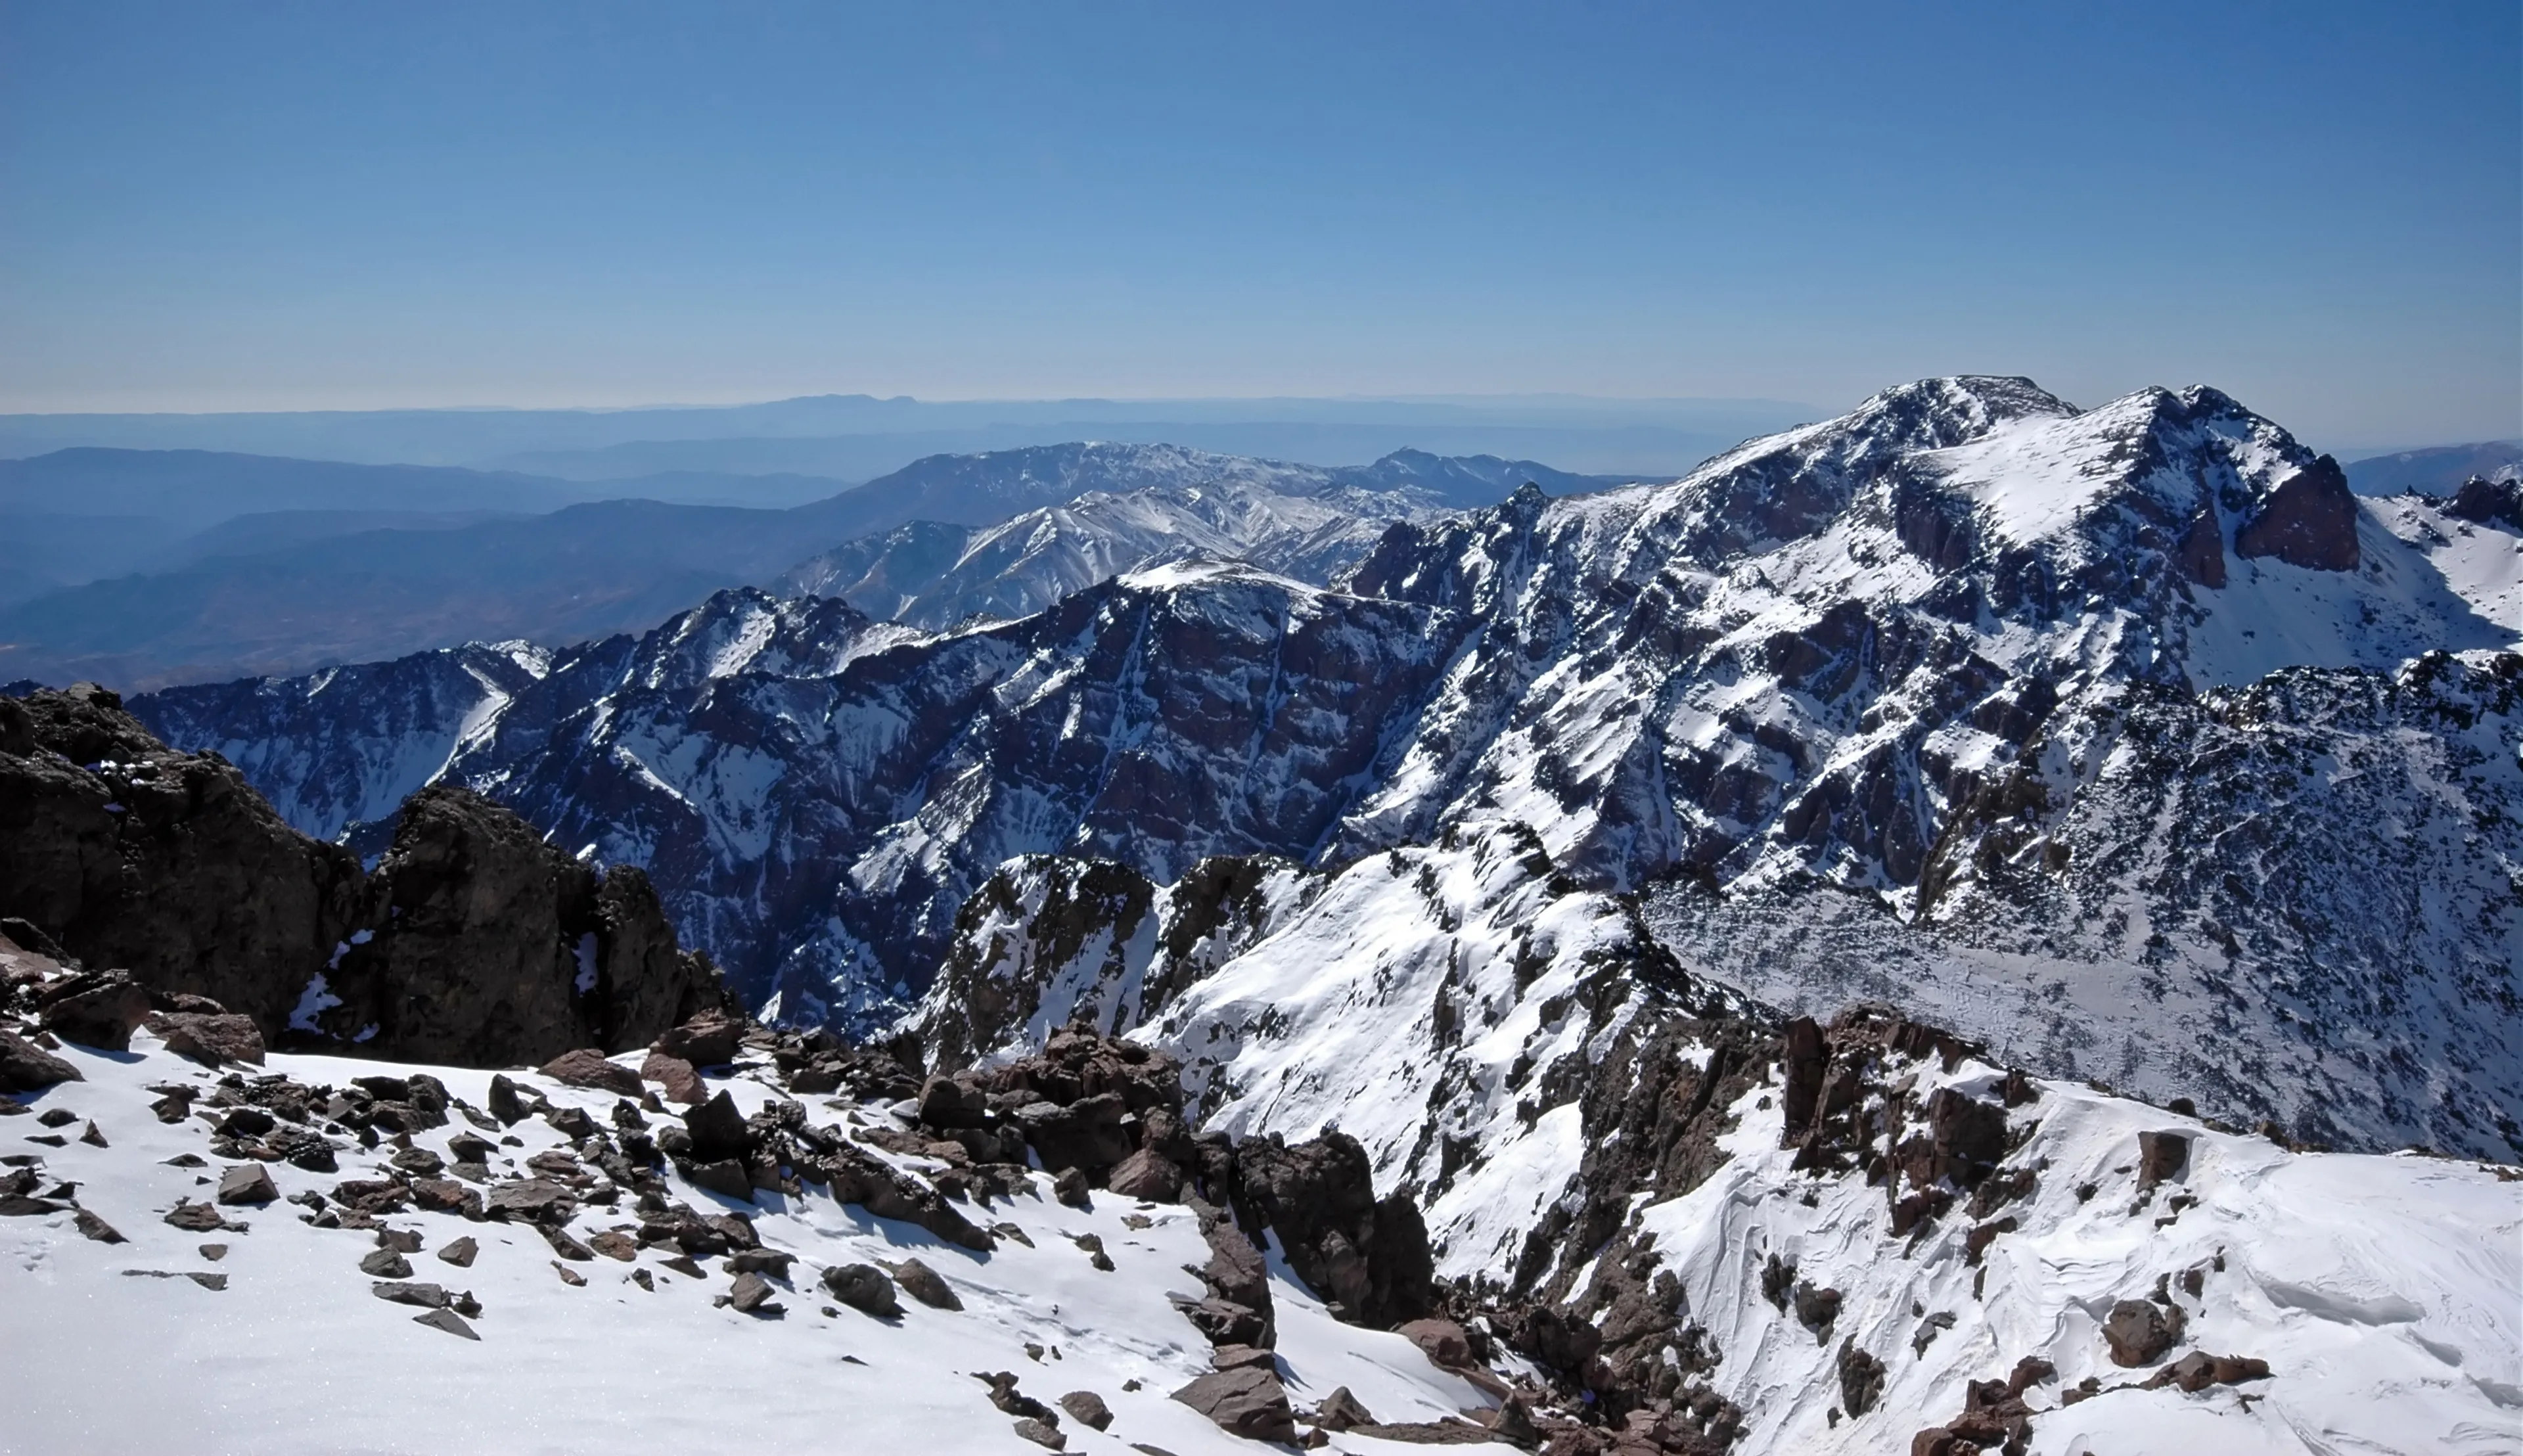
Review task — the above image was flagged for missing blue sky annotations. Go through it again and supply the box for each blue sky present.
[1,1,2514,449]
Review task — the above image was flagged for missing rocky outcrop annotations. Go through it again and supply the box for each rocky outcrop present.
[1230,1131,1433,1327]
[2235,455,2360,570]
[2445,474,2523,531]
[0,686,729,1068]
[0,683,363,1033]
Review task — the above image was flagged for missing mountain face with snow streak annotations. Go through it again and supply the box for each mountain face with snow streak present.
[775,472,1446,629]
[129,378,2522,1156]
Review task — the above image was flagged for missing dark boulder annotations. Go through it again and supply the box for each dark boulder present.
[149,1011,265,1066]
[2136,1130,2191,1195]
[35,970,152,1051]
[681,1091,754,1162]
[654,1011,746,1068]
[322,786,723,1066]
[2103,1298,2185,1367]
[1233,1131,1432,1326]
[1171,1366,1298,1444]
[0,1028,80,1091]
[540,1048,642,1096]
[821,1262,901,1317]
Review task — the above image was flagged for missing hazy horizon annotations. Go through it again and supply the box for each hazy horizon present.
[3,3,2515,451]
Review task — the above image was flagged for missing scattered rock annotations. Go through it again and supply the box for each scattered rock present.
[1057,1391,1112,1432]
[73,1208,124,1243]
[437,1236,479,1268]
[660,1254,706,1279]
[0,1029,81,1091]
[35,970,153,1051]
[727,1270,781,1315]
[198,1242,227,1261]
[552,1261,585,1287]
[1011,1417,1066,1450]
[1051,1166,1091,1209]
[1837,1338,1886,1417]
[1106,1147,1182,1202]
[412,1307,480,1340]
[542,1225,596,1261]
[917,1074,988,1129]
[151,1012,265,1067]
[2145,1350,2271,1392]
[640,1051,705,1104]
[484,1177,576,1223]
[485,1074,530,1126]
[821,1262,901,1317]
[890,1257,962,1310]
[2104,1298,2186,1367]
[589,1230,639,1262]
[371,1281,450,1308]
[2136,1130,2192,1196]
[78,1120,106,1147]
[361,1248,415,1277]
[1310,1386,1376,1432]
[1172,1366,1298,1444]
[540,1048,643,1097]
[164,1200,230,1232]
[1074,1232,1115,1271]
[216,1164,279,1206]
[654,1012,746,1068]
[681,1157,754,1202]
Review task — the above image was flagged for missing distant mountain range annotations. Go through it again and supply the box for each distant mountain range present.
[2343,438,2523,495]
[0,442,1612,687]
[0,391,1817,479]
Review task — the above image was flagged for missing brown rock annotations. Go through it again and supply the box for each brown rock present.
[150,1012,266,1067]
[484,1177,576,1223]
[1057,1391,1112,1432]
[2236,455,2359,571]
[654,1011,746,1068]
[1398,1317,1476,1369]
[412,1307,480,1339]
[2147,1350,2271,1392]
[35,971,152,1051]
[2136,1130,2191,1195]
[1172,1366,1298,1444]
[1310,1385,1375,1432]
[589,1230,639,1262]
[641,1050,705,1104]
[1105,1147,1182,1202]
[2103,1297,2185,1367]
[0,1029,81,1091]
[73,1208,125,1243]
[216,1163,279,1206]
[539,1049,643,1097]
[361,1248,414,1277]
[371,1280,450,1308]
[436,1236,479,1267]
[727,1270,780,1315]
[821,1262,900,1317]
[889,1256,962,1310]
[1010,1418,1065,1451]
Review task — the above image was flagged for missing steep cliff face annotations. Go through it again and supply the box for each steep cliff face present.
[0,685,723,1065]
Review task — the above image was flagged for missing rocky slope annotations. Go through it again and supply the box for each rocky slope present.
[5,910,2512,1456]
[126,378,2523,1158]
[898,823,2522,1454]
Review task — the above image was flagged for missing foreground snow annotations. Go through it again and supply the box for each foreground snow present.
[0,1033,1491,1456]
